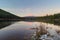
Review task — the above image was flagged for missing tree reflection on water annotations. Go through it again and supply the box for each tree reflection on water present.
[0,21,17,29]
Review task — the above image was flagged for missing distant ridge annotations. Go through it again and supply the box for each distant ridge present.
[22,13,60,25]
[37,13,60,25]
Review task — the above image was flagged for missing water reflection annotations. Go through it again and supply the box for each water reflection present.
[0,21,15,29]
[0,21,60,40]
[0,21,40,40]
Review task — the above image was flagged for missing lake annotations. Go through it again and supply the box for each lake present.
[0,21,60,40]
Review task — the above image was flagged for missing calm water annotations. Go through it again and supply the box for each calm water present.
[0,21,60,40]
[0,21,40,40]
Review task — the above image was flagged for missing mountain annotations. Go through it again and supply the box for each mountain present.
[23,13,60,25]
[0,9,22,29]
[0,9,21,21]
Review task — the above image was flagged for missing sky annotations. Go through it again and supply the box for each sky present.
[0,0,60,17]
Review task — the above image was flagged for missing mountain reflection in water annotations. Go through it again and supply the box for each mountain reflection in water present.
[0,21,15,29]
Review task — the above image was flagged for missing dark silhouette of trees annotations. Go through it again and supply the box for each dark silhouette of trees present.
[0,9,21,21]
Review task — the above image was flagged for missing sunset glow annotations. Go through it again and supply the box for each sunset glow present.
[26,13,33,16]
[0,0,60,17]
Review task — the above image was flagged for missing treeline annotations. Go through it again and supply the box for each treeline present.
[37,13,60,25]
[0,9,21,21]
